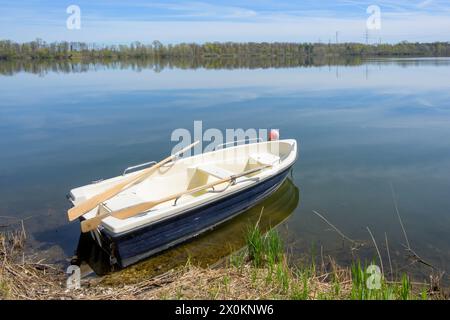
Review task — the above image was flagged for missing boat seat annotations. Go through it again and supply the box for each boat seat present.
[187,164,235,190]
[249,153,280,166]
[195,164,234,179]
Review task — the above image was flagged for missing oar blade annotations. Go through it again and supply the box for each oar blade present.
[67,184,123,221]
[80,215,105,233]
[79,201,157,233]
[68,199,98,222]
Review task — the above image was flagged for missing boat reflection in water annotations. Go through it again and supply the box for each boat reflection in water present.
[73,177,299,280]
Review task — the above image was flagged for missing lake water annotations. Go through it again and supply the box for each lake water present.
[1,58,449,283]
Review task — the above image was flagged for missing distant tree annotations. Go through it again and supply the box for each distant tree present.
[0,39,449,61]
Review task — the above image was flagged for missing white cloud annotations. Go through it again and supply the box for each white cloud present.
[417,0,434,9]
[131,1,258,20]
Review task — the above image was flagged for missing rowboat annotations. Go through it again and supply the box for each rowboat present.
[67,139,297,267]
[73,177,300,275]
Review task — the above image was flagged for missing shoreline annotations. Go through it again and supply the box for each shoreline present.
[1,40,450,62]
[1,224,447,300]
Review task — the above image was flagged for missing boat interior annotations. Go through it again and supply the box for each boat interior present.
[69,139,297,233]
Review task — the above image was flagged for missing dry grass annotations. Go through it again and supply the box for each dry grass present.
[0,227,65,299]
[0,226,350,300]
[0,224,447,300]
[0,244,349,300]
[137,264,351,300]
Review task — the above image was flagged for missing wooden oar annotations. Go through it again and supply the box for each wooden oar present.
[67,141,199,222]
[80,164,271,233]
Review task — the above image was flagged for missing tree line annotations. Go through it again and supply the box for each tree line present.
[0,55,368,76]
[1,39,449,61]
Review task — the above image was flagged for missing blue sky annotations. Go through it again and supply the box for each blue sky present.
[1,0,449,43]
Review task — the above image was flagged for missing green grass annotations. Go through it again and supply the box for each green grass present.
[289,271,310,300]
[275,263,290,294]
[229,250,246,269]
[245,224,284,268]
[222,275,231,293]
[265,230,284,267]
[349,261,422,300]
[420,286,429,300]
[239,223,432,300]
[245,224,291,293]
[332,272,341,297]
[0,279,10,299]
[245,224,266,267]
[398,274,412,300]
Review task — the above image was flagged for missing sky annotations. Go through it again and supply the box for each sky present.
[0,0,449,44]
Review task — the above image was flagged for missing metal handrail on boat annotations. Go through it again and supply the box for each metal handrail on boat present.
[214,138,263,150]
[122,161,157,176]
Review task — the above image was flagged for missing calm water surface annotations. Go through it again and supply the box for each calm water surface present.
[1,58,449,282]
